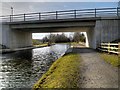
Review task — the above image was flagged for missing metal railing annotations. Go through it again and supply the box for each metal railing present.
[0,7,120,22]
[98,43,119,54]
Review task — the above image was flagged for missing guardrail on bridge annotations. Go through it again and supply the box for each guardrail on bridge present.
[0,7,120,22]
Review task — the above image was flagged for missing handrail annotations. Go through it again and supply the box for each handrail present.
[0,7,119,22]
[0,7,119,17]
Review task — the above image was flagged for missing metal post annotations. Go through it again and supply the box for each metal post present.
[39,13,41,20]
[56,11,58,19]
[95,8,96,17]
[10,15,13,22]
[74,10,76,18]
[10,15,11,22]
[24,14,25,21]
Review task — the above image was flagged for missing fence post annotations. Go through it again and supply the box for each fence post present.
[56,11,58,19]
[24,14,25,21]
[74,10,76,18]
[116,43,119,54]
[95,8,96,17]
[39,13,41,20]
[108,42,110,53]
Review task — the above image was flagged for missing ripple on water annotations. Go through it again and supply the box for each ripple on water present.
[0,44,69,88]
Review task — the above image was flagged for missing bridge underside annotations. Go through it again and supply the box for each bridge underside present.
[0,18,119,49]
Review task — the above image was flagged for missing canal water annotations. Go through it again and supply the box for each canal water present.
[0,44,69,89]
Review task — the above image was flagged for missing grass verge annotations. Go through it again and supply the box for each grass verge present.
[33,53,80,89]
[34,43,48,47]
[99,53,119,67]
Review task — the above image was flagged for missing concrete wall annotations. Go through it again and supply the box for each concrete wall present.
[95,19,119,47]
[1,24,10,47]
[1,24,32,49]
[0,23,2,46]
[10,30,32,48]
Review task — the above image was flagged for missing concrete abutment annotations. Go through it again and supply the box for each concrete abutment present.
[0,23,32,49]
[94,19,119,47]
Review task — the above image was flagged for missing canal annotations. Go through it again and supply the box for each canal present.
[0,44,69,89]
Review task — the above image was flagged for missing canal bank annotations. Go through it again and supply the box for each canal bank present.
[33,52,81,88]
[32,44,82,88]
[0,43,49,54]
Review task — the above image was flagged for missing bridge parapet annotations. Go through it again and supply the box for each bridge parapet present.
[0,7,120,22]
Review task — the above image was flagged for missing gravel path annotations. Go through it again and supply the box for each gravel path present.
[72,47,118,88]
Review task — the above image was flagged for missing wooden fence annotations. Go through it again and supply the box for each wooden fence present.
[98,43,119,54]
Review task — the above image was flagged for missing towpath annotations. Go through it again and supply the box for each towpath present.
[72,47,118,88]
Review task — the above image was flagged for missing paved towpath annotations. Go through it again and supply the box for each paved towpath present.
[72,47,118,88]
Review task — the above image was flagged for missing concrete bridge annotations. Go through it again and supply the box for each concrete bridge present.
[0,7,120,49]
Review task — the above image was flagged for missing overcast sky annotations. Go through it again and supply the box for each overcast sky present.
[1,1,119,39]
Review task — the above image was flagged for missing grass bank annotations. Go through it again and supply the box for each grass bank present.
[33,53,80,89]
[100,53,119,67]
[34,43,48,47]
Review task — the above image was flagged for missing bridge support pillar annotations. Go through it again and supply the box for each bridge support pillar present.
[1,24,32,49]
[86,28,96,49]
[85,33,89,47]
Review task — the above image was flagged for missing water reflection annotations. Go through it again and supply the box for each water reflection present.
[0,44,68,88]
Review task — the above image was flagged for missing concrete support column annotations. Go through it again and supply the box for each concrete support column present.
[1,24,32,49]
[86,28,96,49]
[85,32,89,47]
[10,30,32,48]
[1,24,11,48]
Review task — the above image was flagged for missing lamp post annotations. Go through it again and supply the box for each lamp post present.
[11,7,13,15]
